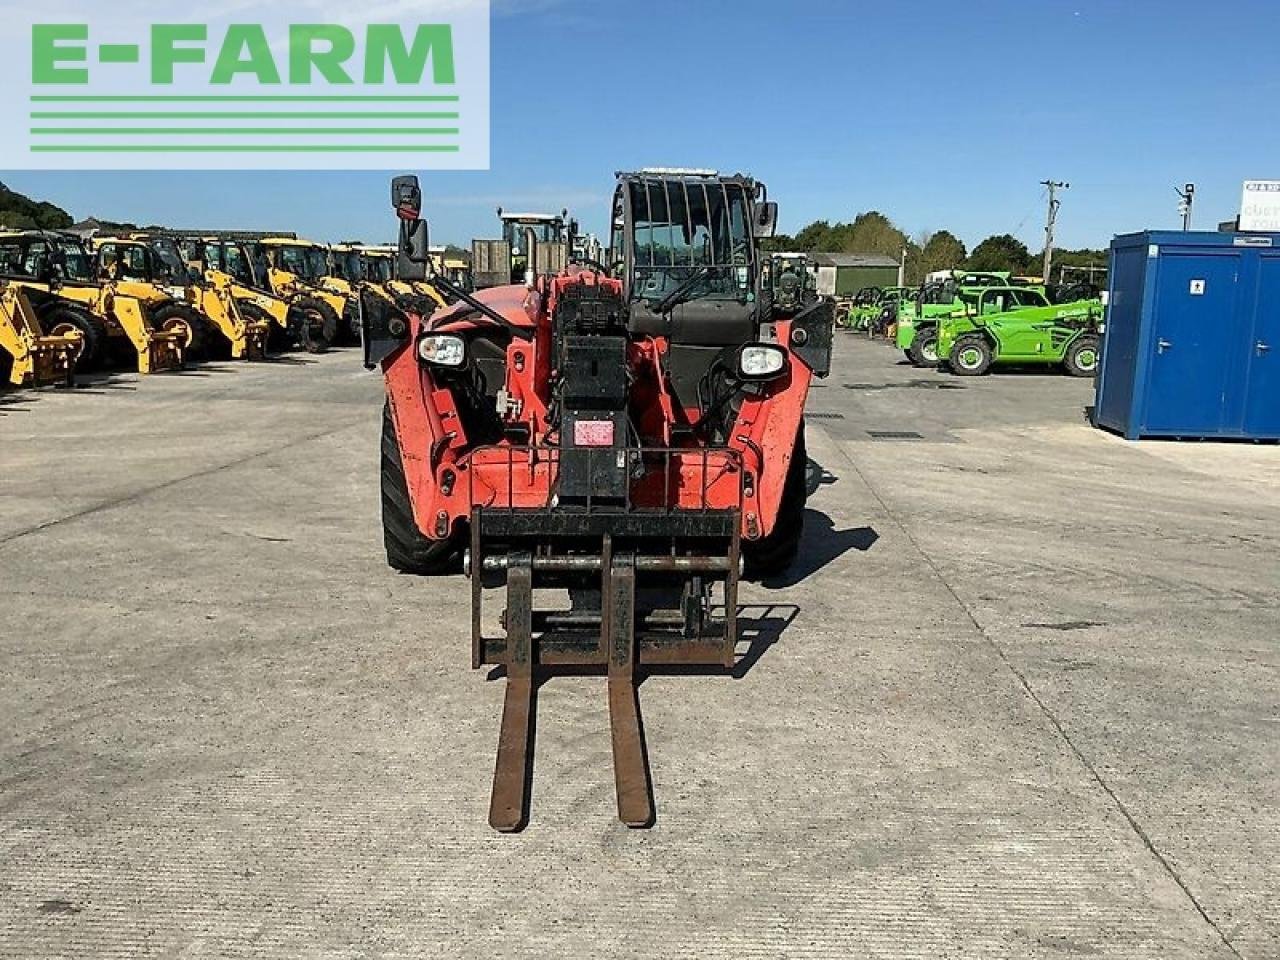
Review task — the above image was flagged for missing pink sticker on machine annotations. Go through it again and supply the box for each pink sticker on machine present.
[573,420,615,447]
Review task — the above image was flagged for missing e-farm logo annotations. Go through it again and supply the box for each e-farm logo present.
[1,2,490,170]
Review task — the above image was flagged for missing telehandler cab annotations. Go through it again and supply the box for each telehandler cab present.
[0,231,191,374]
[366,169,832,831]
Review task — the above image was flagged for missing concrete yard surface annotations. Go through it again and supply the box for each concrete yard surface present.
[1,337,1276,959]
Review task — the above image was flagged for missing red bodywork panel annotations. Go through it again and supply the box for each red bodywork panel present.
[383,270,813,542]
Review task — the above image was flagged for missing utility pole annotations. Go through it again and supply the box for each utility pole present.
[1041,180,1069,283]
[1176,183,1195,230]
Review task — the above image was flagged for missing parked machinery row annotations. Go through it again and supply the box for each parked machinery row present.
[890,270,1104,377]
[0,229,468,389]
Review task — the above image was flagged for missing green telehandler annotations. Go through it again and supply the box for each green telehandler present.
[936,285,1104,377]
[894,270,1011,366]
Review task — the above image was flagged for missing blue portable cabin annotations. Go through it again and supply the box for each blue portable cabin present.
[1095,230,1280,441]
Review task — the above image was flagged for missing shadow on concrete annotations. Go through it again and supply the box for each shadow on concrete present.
[761,509,879,590]
[843,379,965,391]
[0,391,34,415]
[483,603,799,684]
[261,354,320,366]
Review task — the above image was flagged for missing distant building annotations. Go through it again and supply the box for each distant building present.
[810,252,900,297]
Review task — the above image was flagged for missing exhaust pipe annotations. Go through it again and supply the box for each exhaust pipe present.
[524,226,538,288]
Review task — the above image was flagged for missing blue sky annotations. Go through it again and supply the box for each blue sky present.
[3,0,1279,251]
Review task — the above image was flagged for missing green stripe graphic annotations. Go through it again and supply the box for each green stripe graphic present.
[31,128,461,136]
[31,111,459,119]
[31,95,459,103]
[98,45,140,64]
[30,145,462,153]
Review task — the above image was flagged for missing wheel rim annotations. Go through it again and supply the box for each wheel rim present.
[47,322,86,361]
[922,339,938,363]
[161,317,193,348]
[1076,348,1098,370]
[958,346,982,369]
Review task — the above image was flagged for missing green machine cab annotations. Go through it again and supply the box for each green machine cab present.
[936,286,1104,377]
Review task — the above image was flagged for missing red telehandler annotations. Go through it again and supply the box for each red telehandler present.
[365,170,833,830]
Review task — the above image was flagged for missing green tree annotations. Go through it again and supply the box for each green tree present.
[966,234,1031,273]
[918,230,967,276]
[0,181,73,230]
[792,220,834,252]
[844,211,907,258]
[0,210,38,230]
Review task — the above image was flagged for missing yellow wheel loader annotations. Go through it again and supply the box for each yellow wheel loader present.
[0,231,190,374]
[358,242,450,315]
[177,236,294,352]
[0,281,82,387]
[333,243,448,334]
[111,234,269,361]
[256,237,349,352]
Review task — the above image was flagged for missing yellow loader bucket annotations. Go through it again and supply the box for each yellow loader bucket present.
[110,294,186,373]
[195,284,268,360]
[0,283,82,387]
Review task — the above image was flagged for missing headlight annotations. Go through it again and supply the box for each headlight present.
[417,333,465,367]
[736,343,787,380]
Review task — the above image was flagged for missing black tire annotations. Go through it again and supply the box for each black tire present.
[343,301,362,345]
[1063,333,1101,378]
[743,426,807,580]
[907,326,938,367]
[381,403,458,574]
[39,304,107,372]
[152,302,212,362]
[949,333,993,376]
[289,296,339,354]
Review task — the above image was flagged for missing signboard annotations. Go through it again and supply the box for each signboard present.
[0,1,491,170]
[1240,180,1280,231]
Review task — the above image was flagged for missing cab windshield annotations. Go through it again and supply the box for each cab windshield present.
[365,257,392,282]
[278,245,328,280]
[334,250,362,281]
[101,244,154,281]
[624,177,753,305]
[148,239,189,282]
[502,219,560,252]
[53,240,94,282]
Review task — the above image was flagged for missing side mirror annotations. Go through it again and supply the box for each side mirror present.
[391,175,422,221]
[753,201,778,239]
[398,218,430,281]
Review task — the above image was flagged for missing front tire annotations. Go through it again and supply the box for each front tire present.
[1064,333,1101,378]
[743,425,807,580]
[152,302,212,362]
[39,304,107,372]
[289,296,338,354]
[907,327,938,367]
[381,404,458,574]
[949,334,993,376]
